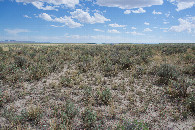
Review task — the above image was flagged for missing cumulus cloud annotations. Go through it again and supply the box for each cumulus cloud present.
[39,13,53,21]
[32,1,58,11]
[39,13,82,28]
[96,0,163,9]
[15,0,79,9]
[51,25,65,27]
[70,9,110,24]
[131,27,136,29]
[163,22,169,24]
[168,0,195,11]
[152,10,162,14]
[94,29,104,32]
[170,17,195,33]
[144,28,153,32]
[124,8,146,14]
[54,16,83,28]
[126,31,144,35]
[144,22,150,25]
[109,23,126,27]
[165,12,171,17]
[24,15,31,18]
[124,10,131,14]
[4,29,30,35]
[132,8,146,13]
[108,29,120,33]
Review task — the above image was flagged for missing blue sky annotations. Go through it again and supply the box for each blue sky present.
[0,0,195,43]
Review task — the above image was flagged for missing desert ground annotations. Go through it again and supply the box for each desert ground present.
[0,43,194,129]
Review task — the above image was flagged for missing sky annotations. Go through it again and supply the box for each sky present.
[0,0,195,43]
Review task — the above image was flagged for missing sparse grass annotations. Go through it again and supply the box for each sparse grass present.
[0,43,194,129]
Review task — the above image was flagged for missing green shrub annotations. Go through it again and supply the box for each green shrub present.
[29,52,36,59]
[185,92,195,115]
[116,120,149,130]
[61,101,78,126]
[167,78,190,98]
[14,56,27,68]
[156,64,178,85]
[60,76,72,88]
[20,106,42,124]
[133,66,145,78]
[120,57,133,70]
[183,54,194,63]
[83,86,93,105]
[183,65,195,76]
[0,89,3,107]
[82,108,97,129]
[96,87,112,105]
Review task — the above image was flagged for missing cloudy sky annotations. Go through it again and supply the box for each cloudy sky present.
[0,0,195,43]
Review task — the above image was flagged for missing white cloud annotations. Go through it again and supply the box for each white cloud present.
[124,8,146,14]
[144,28,153,32]
[132,8,146,13]
[127,31,144,35]
[70,9,110,24]
[152,10,162,14]
[165,12,171,17]
[15,0,79,9]
[163,22,169,24]
[132,27,136,29]
[51,25,65,27]
[108,29,120,33]
[144,22,150,25]
[124,10,131,14]
[168,0,195,11]
[24,15,31,18]
[176,2,194,11]
[96,0,163,9]
[109,23,126,27]
[4,29,30,35]
[39,13,82,28]
[170,17,195,33]
[32,1,58,11]
[94,29,104,32]
[53,16,83,28]
[39,13,53,21]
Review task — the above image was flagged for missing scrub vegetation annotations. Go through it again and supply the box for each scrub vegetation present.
[0,43,194,129]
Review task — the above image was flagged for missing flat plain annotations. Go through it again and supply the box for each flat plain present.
[0,43,194,129]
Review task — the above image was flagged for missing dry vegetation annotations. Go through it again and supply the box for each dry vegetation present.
[0,43,194,129]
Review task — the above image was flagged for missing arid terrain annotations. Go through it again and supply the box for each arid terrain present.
[0,43,194,129]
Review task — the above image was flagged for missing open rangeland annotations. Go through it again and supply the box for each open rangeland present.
[0,44,194,129]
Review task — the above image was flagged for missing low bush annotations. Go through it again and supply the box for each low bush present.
[156,64,178,85]
[82,86,94,105]
[60,76,72,88]
[185,92,195,115]
[167,78,190,98]
[14,56,27,68]
[82,108,97,129]
[96,87,112,105]
[183,64,195,76]
[133,66,145,78]
[61,101,78,126]
[21,106,42,124]
[116,119,149,130]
